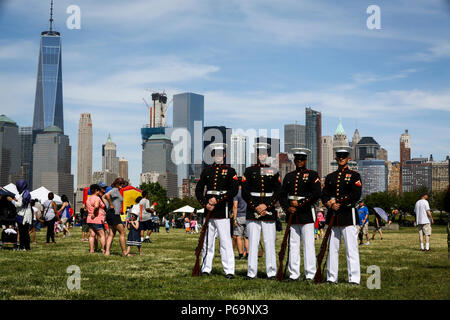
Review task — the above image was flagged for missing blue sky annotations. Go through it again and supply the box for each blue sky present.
[1,0,449,186]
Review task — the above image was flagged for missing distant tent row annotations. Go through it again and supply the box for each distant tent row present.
[172,205,204,214]
[3,183,206,217]
[2,183,62,204]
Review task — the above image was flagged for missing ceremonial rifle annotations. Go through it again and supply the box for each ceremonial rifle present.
[313,212,336,284]
[276,211,294,281]
[192,209,212,276]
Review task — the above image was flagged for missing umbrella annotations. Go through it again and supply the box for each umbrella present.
[2,183,19,195]
[0,187,15,198]
[373,207,389,222]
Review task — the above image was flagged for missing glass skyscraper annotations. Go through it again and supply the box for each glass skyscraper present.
[172,92,204,184]
[358,160,387,198]
[284,123,306,153]
[305,107,322,177]
[32,22,63,137]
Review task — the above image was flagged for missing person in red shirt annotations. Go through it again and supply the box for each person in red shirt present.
[86,184,106,254]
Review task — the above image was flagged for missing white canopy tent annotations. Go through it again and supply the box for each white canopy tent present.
[30,186,62,204]
[173,205,195,213]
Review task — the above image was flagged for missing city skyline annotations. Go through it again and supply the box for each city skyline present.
[1,0,449,186]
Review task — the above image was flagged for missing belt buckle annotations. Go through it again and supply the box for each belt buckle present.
[261,192,266,197]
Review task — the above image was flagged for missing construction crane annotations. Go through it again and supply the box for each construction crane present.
[142,89,168,128]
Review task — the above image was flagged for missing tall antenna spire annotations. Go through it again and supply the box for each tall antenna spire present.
[49,0,54,32]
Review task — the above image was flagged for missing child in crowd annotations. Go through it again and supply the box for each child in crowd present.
[316,210,326,240]
[126,212,142,255]
[80,204,89,242]
[190,218,196,234]
[165,218,170,233]
[54,221,63,238]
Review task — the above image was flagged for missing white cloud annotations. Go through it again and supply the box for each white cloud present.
[408,42,450,62]
[0,40,35,60]
[63,56,219,107]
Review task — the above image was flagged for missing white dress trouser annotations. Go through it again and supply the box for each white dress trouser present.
[326,225,360,284]
[288,223,316,280]
[247,220,277,278]
[201,218,235,275]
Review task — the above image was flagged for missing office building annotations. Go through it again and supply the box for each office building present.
[402,158,432,193]
[32,126,74,203]
[230,133,247,177]
[399,129,411,193]
[140,171,178,198]
[332,118,349,149]
[278,153,295,181]
[77,113,92,189]
[321,135,333,179]
[355,137,380,160]
[0,115,21,186]
[351,129,361,161]
[284,123,305,153]
[142,134,178,197]
[377,148,388,161]
[358,159,387,198]
[305,107,322,177]
[32,2,64,138]
[180,177,198,199]
[431,160,449,192]
[102,134,119,175]
[92,171,117,186]
[388,162,401,194]
[19,126,33,186]
[172,92,204,184]
[119,157,129,182]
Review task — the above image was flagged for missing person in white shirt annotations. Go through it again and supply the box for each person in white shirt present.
[414,192,434,251]
[136,191,154,243]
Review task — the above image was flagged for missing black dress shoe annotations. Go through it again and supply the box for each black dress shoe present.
[225,274,235,279]
[267,276,276,280]
[244,275,255,280]
[288,278,298,282]
[201,272,210,276]
[349,282,360,286]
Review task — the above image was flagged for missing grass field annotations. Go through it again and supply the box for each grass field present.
[0,223,449,300]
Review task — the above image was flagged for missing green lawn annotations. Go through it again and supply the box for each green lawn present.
[0,224,449,300]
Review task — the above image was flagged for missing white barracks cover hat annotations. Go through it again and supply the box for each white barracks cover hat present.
[292,147,311,157]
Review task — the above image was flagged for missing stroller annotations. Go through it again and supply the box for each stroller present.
[0,188,19,249]
[0,225,19,250]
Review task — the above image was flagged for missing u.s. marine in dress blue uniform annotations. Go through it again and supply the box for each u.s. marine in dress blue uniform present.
[195,143,239,279]
[241,142,281,280]
[321,146,362,285]
[279,148,321,281]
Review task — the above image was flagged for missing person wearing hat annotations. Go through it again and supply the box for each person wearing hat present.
[126,209,142,256]
[279,148,321,281]
[242,142,281,280]
[195,142,239,278]
[322,146,362,285]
